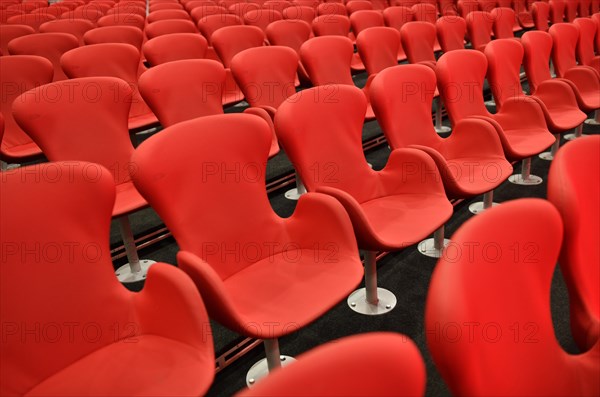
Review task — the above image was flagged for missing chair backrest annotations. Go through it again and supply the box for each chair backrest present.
[573,17,597,67]
[97,13,145,30]
[578,0,591,16]
[548,135,600,352]
[549,0,565,22]
[356,26,400,75]
[435,49,489,124]
[83,25,144,49]
[426,198,600,396]
[350,9,385,35]
[436,15,466,52]
[282,5,316,24]
[0,162,132,397]
[466,10,493,51]
[564,0,578,20]
[521,30,553,94]
[190,5,227,22]
[0,24,35,54]
[484,39,526,111]
[60,43,150,120]
[401,21,437,64]
[228,2,260,18]
[317,2,347,15]
[346,0,373,14]
[300,35,355,85]
[383,6,414,30]
[275,85,378,202]
[594,13,600,53]
[38,19,94,46]
[439,0,458,15]
[531,1,550,31]
[312,14,351,36]
[12,77,135,185]
[147,9,191,23]
[548,22,579,78]
[7,13,55,31]
[145,19,198,39]
[197,14,243,44]
[243,8,283,31]
[370,64,441,150]
[231,46,298,108]
[212,25,265,68]
[131,114,282,280]
[263,0,293,14]
[61,7,104,24]
[139,59,225,127]
[411,2,437,23]
[151,2,184,11]
[0,55,52,160]
[7,32,78,81]
[143,33,208,66]
[265,19,311,52]
[491,7,515,38]
[457,0,480,18]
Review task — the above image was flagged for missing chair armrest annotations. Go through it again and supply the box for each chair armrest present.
[286,192,359,254]
[133,263,214,353]
[491,96,547,132]
[176,251,248,336]
[535,79,584,111]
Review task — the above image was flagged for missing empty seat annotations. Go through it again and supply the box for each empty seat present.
[265,19,312,84]
[383,6,414,61]
[97,13,146,30]
[412,2,437,24]
[574,18,600,73]
[131,112,364,385]
[0,24,34,55]
[426,198,600,396]
[39,18,95,45]
[513,0,534,28]
[282,5,316,24]
[457,0,480,18]
[578,0,592,16]
[594,13,600,53]
[548,135,600,352]
[466,11,493,51]
[263,0,293,14]
[312,14,351,36]
[147,9,191,23]
[7,13,55,31]
[350,10,385,36]
[346,0,373,14]
[196,13,242,44]
[243,8,283,31]
[83,25,144,50]
[565,0,578,20]
[8,32,79,81]
[1,161,215,396]
[491,7,517,39]
[61,7,104,24]
[0,55,52,164]
[61,43,159,130]
[436,15,467,52]
[316,2,347,16]
[439,0,458,15]
[275,84,453,313]
[150,1,184,11]
[228,2,260,18]
[12,77,157,283]
[549,0,566,23]
[143,33,208,66]
[531,1,550,31]
[357,26,400,75]
[145,19,198,39]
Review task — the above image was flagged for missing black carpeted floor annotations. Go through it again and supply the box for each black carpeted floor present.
[106,73,599,396]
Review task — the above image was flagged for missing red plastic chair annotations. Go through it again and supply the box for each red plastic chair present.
[131,112,363,385]
[383,6,414,61]
[1,161,215,396]
[548,135,600,352]
[350,9,385,36]
[436,15,466,52]
[477,0,497,12]
[550,23,600,126]
[531,0,550,31]
[8,32,78,81]
[150,1,184,11]
[196,13,242,44]
[300,35,375,119]
[228,2,260,18]
[316,2,348,15]
[147,9,191,23]
[346,0,373,14]
[263,0,293,14]
[371,64,512,214]
[491,7,517,39]
[236,333,426,397]
[457,0,480,18]
[275,84,452,312]
[145,19,198,39]
[426,198,600,396]
[549,0,566,22]
[0,56,51,165]
[212,25,266,105]
[83,26,145,50]
[412,2,437,23]
[436,49,556,185]
[466,10,493,51]
[0,8,23,23]
[61,7,104,24]
[312,14,351,36]
[12,77,156,283]
[513,0,534,28]
[0,24,34,55]
[574,18,600,73]
[578,0,592,15]
[190,4,228,22]
[39,19,95,45]
[97,13,146,30]
[565,0,578,20]
[142,33,208,66]
[61,44,159,131]
[185,0,217,12]
[265,19,312,84]
[485,39,586,161]
[243,8,283,31]
[282,5,316,24]
[356,26,400,75]
[6,13,55,31]
[439,0,458,15]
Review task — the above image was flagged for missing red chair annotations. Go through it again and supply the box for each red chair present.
[457,0,480,18]
[97,13,146,30]
[316,2,347,15]
[6,13,55,31]
[0,24,34,55]
[513,0,534,28]
[0,161,215,396]
[371,64,513,214]
[275,84,452,312]
[0,8,23,23]
[466,10,493,51]
[131,112,363,384]
[39,19,95,45]
[212,25,265,105]
[186,0,218,12]
[61,7,104,24]
[439,0,458,15]
[142,33,208,66]
[578,0,592,15]
[83,26,145,49]
[565,0,578,20]
[228,2,261,18]
[61,44,159,131]
[150,1,184,11]
[147,9,191,23]
[300,35,375,119]
[531,0,550,31]
[346,0,373,14]
[196,13,242,62]
[236,333,426,397]
[548,135,600,352]
[265,19,312,84]
[412,2,437,23]
[486,39,586,161]
[7,32,78,81]
[574,18,600,73]
[145,19,199,39]
[426,198,600,396]
[356,26,400,76]
[549,0,566,22]
[349,9,385,36]
[0,56,51,166]
[282,5,316,24]
[312,14,351,37]
[263,0,293,14]
[243,8,283,31]
[594,13,600,53]
[491,7,517,39]
[436,49,556,185]
[477,0,497,13]
[550,23,600,126]
[383,6,414,61]
[592,0,599,12]
[12,77,157,283]
[191,5,228,21]
[436,15,466,52]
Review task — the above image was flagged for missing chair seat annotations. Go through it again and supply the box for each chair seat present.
[445,157,513,196]
[224,248,363,338]
[537,101,588,132]
[26,335,214,397]
[496,124,556,159]
[114,181,148,217]
[1,141,42,162]
[359,193,452,249]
